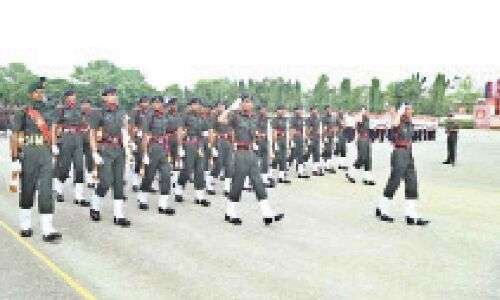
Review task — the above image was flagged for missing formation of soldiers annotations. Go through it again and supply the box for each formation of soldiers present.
[8,79,434,243]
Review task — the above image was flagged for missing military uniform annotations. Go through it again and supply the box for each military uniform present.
[81,103,95,188]
[136,106,175,215]
[255,109,274,188]
[348,116,375,185]
[130,104,152,192]
[13,81,62,241]
[443,117,458,166]
[321,110,337,173]
[224,106,284,226]
[306,111,324,176]
[290,111,309,178]
[335,113,348,170]
[272,113,291,183]
[203,109,216,195]
[213,108,235,195]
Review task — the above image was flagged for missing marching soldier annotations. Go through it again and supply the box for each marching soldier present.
[307,106,324,176]
[202,104,217,195]
[52,90,90,206]
[321,105,337,174]
[12,79,62,242]
[81,99,96,188]
[219,95,284,226]
[176,98,210,206]
[342,112,357,174]
[136,96,175,215]
[443,113,458,166]
[212,101,235,196]
[335,111,348,170]
[272,105,291,183]
[163,98,184,202]
[130,96,152,192]
[89,87,132,226]
[347,108,375,185]
[255,105,275,188]
[377,104,430,226]
[290,106,309,179]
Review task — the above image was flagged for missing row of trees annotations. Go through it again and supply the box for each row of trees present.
[0,60,482,115]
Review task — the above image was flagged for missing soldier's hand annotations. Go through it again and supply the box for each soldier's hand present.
[143,154,150,165]
[52,144,59,156]
[11,159,21,172]
[93,152,103,165]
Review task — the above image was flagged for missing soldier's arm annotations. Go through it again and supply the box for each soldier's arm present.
[11,111,24,160]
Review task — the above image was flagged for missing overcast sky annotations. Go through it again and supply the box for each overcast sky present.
[1,0,499,90]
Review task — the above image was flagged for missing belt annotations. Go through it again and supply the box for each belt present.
[277,132,286,137]
[150,136,168,144]
[218,133,232,139]
[394,141,411,149]
[63,126,87,134]
[234,142,251,150]
[100,136,122,146]
[24,134,48,146]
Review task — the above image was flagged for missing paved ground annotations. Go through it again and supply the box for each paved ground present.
[0,129,499,299]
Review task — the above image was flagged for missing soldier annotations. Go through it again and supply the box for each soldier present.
[130,96,152,192]
[88,87,132,226]
[12,80,62,242]
[347,108,375,185]
[307,106,324,176]
[443,113,459,166]
[202,104,217,196]
[322,105,337,174]
[81,99,96,188]
[272,105,291,183]
[342,112,357,174]
[290,106,309,179]
[52,90,90,206]
[176,98,210,206]
[255,105,275,188]
[376,104,430,226]
[219,95,284,226]
[136,96,175,215]
[335,111,348,170]
[212,101,234,196]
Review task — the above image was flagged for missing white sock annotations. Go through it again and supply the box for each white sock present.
[40,214,56,235]
[114,199,125,219]
[91,194,102,211]
[204,170,210,182]
[298,164,304,175]
[363,170,374,182]
[405,200,418,218]
[261,173,268,183]
[132,173,140,186]
[244,176,250,188]
[259,199,275,218]
[195,189,205,200]
[74,183,84,200]
[175,183,183,196]
[224,178,231,192]
[278,171,285,180]
[206,175,214,191]
[158,194,169,209]
[19,208,32,230]
[54,178,63,195]
[383,197,392,215]
[85,172,92,184]
[137,191,148,204]
[226,201,239,218]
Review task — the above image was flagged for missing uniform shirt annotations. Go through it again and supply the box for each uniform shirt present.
[13,102,53,135]
[322,113,337,137]
[215,111,232,134]
[91,108,126,139]
[143,112,169,137]
[130,108,152,128]
[393,121,414,147]
[307,114,321,138]
[54,105,84,126]
[272,116,288,137]
[356,119,370,140]
[256,114,269,134]
[445,118,459,136]
[290,115,305,136]
[165,113,183,134]
[229,112,256,143]
[183,112,207,137]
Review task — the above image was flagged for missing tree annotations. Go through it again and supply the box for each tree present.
[312,74,330,108]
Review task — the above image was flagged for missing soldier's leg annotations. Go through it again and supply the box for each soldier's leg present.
[37,147,61,240]
[158,159,174,215]
[19,148,38,234]
[249,152,267,201]
[112,150,130,225]
[54,140,73,201]
[91,151,113,220]
[450,136,457,164]
[72,142,88,205]
[226,151,247,222]
[403,157,428,225]
[379,151,405,220]
[277,139,289,182]
[362,142,375,185]
[194,151,209,205]
[176,145,195,201]
[221,141,233,194]
[138,149,159,210]
[132,148,142,191]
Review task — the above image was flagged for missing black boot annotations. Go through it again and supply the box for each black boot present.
[200,199,211,207]
[175,195,184,202]
[375,208,381,218]
[138,203,149,210]
[56,194,64,203]
[159,207,176,215]
[87,183,95,189]
[114,217,131,227]
[90,209,101,221]
[73,199,80,205]
[263,217,273,226]
[380,214,394,223]
[79,200,90,207]
[207,190,216,196]
[42,232,62,242]
[19,229,33,237]
[132,185,139,192]
[406,217,430,226]
[362,180,375,186]
[230,218,242,225]
[274,213,285,222]
[442,160,451,165]
[224,214,231,222]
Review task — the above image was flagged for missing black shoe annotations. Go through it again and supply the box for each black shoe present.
[56,194,64,203]
[278,178,291,184]
[263,217,273,226]
[347,177,356,183]
[266,182,276,188]
[442,160,451,165]
[375,208,381,218]
[150,188,158,194]
[79,200,90,207]
[175,195,184,202]
[326,168,336,174]
[200,199,211,207]
[298,174,310,179]
[274,213,285,222]
[207,190,216,196]
[87,183,95,189]
[20,229,33,237]
[159,207,176,215]
[406,216,430,226]
[362,180,375,186]
[242,187,252,191]
[114,217,131,227]
[224,214,231,222]
[380,214,394,223]
[73,199,80,205]
[312,171,319,176]
[138,203,149,210]
[230,218,242,225]
[42,232,62,242]
[132,185,139,192]
[338,166,348,170]
[194,199,201,205]
[90,209,101,221]
[318,171,325,176]
[224,191,230,197]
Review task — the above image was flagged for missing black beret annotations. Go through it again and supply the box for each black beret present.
[138,96,149,103]
[167,97,177,105]
[63,89,76,97]
[80,98,91,104]
[240,94,253,100]
[151,96,163,103]
[27,81,45,93]
[189,97,200,105]
[102,86,117,96]
[324,105,331,109]
[276,105,285,110]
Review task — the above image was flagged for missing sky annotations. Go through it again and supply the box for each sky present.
[1,0,500,90]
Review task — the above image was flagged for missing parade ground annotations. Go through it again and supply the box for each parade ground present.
[0,129,499,300]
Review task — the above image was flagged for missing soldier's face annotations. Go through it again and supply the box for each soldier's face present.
[81,103,91,111]
[404,107,413,119]
[105,94,118,104]
[30,89,44,101]
[139,102,149,110]
[65,95,77,107]
[241,100,253,112]
[152,102,163,111]
[295,110,302,117]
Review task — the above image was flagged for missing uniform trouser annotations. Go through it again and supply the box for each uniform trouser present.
[83,137,93,173]
[447,134,457,163]
[96,147,125,199]
[56,133,84,183]
[212,139,233,178]
[376,129,385,142]
[354,139,372,171]
[134,147,143,174]
[383,149,418,199]
[256,139,269,174]
[272,138,287,171]
[203,139,211,171]
[178,143,205,190]
[322,137,334,160]
[336,137,347,157]
[291,136,305,164]
[20,145,54,214]
[308,138,321,163]
[140,144,171,195]
[168,140,181,170]
[229,150,267,202]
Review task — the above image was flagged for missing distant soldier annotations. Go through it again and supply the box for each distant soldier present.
[377,104,430,226]
[136,96,175,215]
[130,96,152,192]
[255,105,275,188]
[52,90,89,206]
[202,104,217,196]
[272,105,291,183]
[307,106,324,176]
[348,108,375,185]
[81,99,96,188]
[290,106,309,178]
[12,80,62,241]
[335,112,348,170]
[176,98,210,206]
[212,101,235,195]
[164,98,184,202]
[322,105,337,173]
[343,112,357,174]
[89,87,132,226]
[443,113,459,166]
[218,95,284,226]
